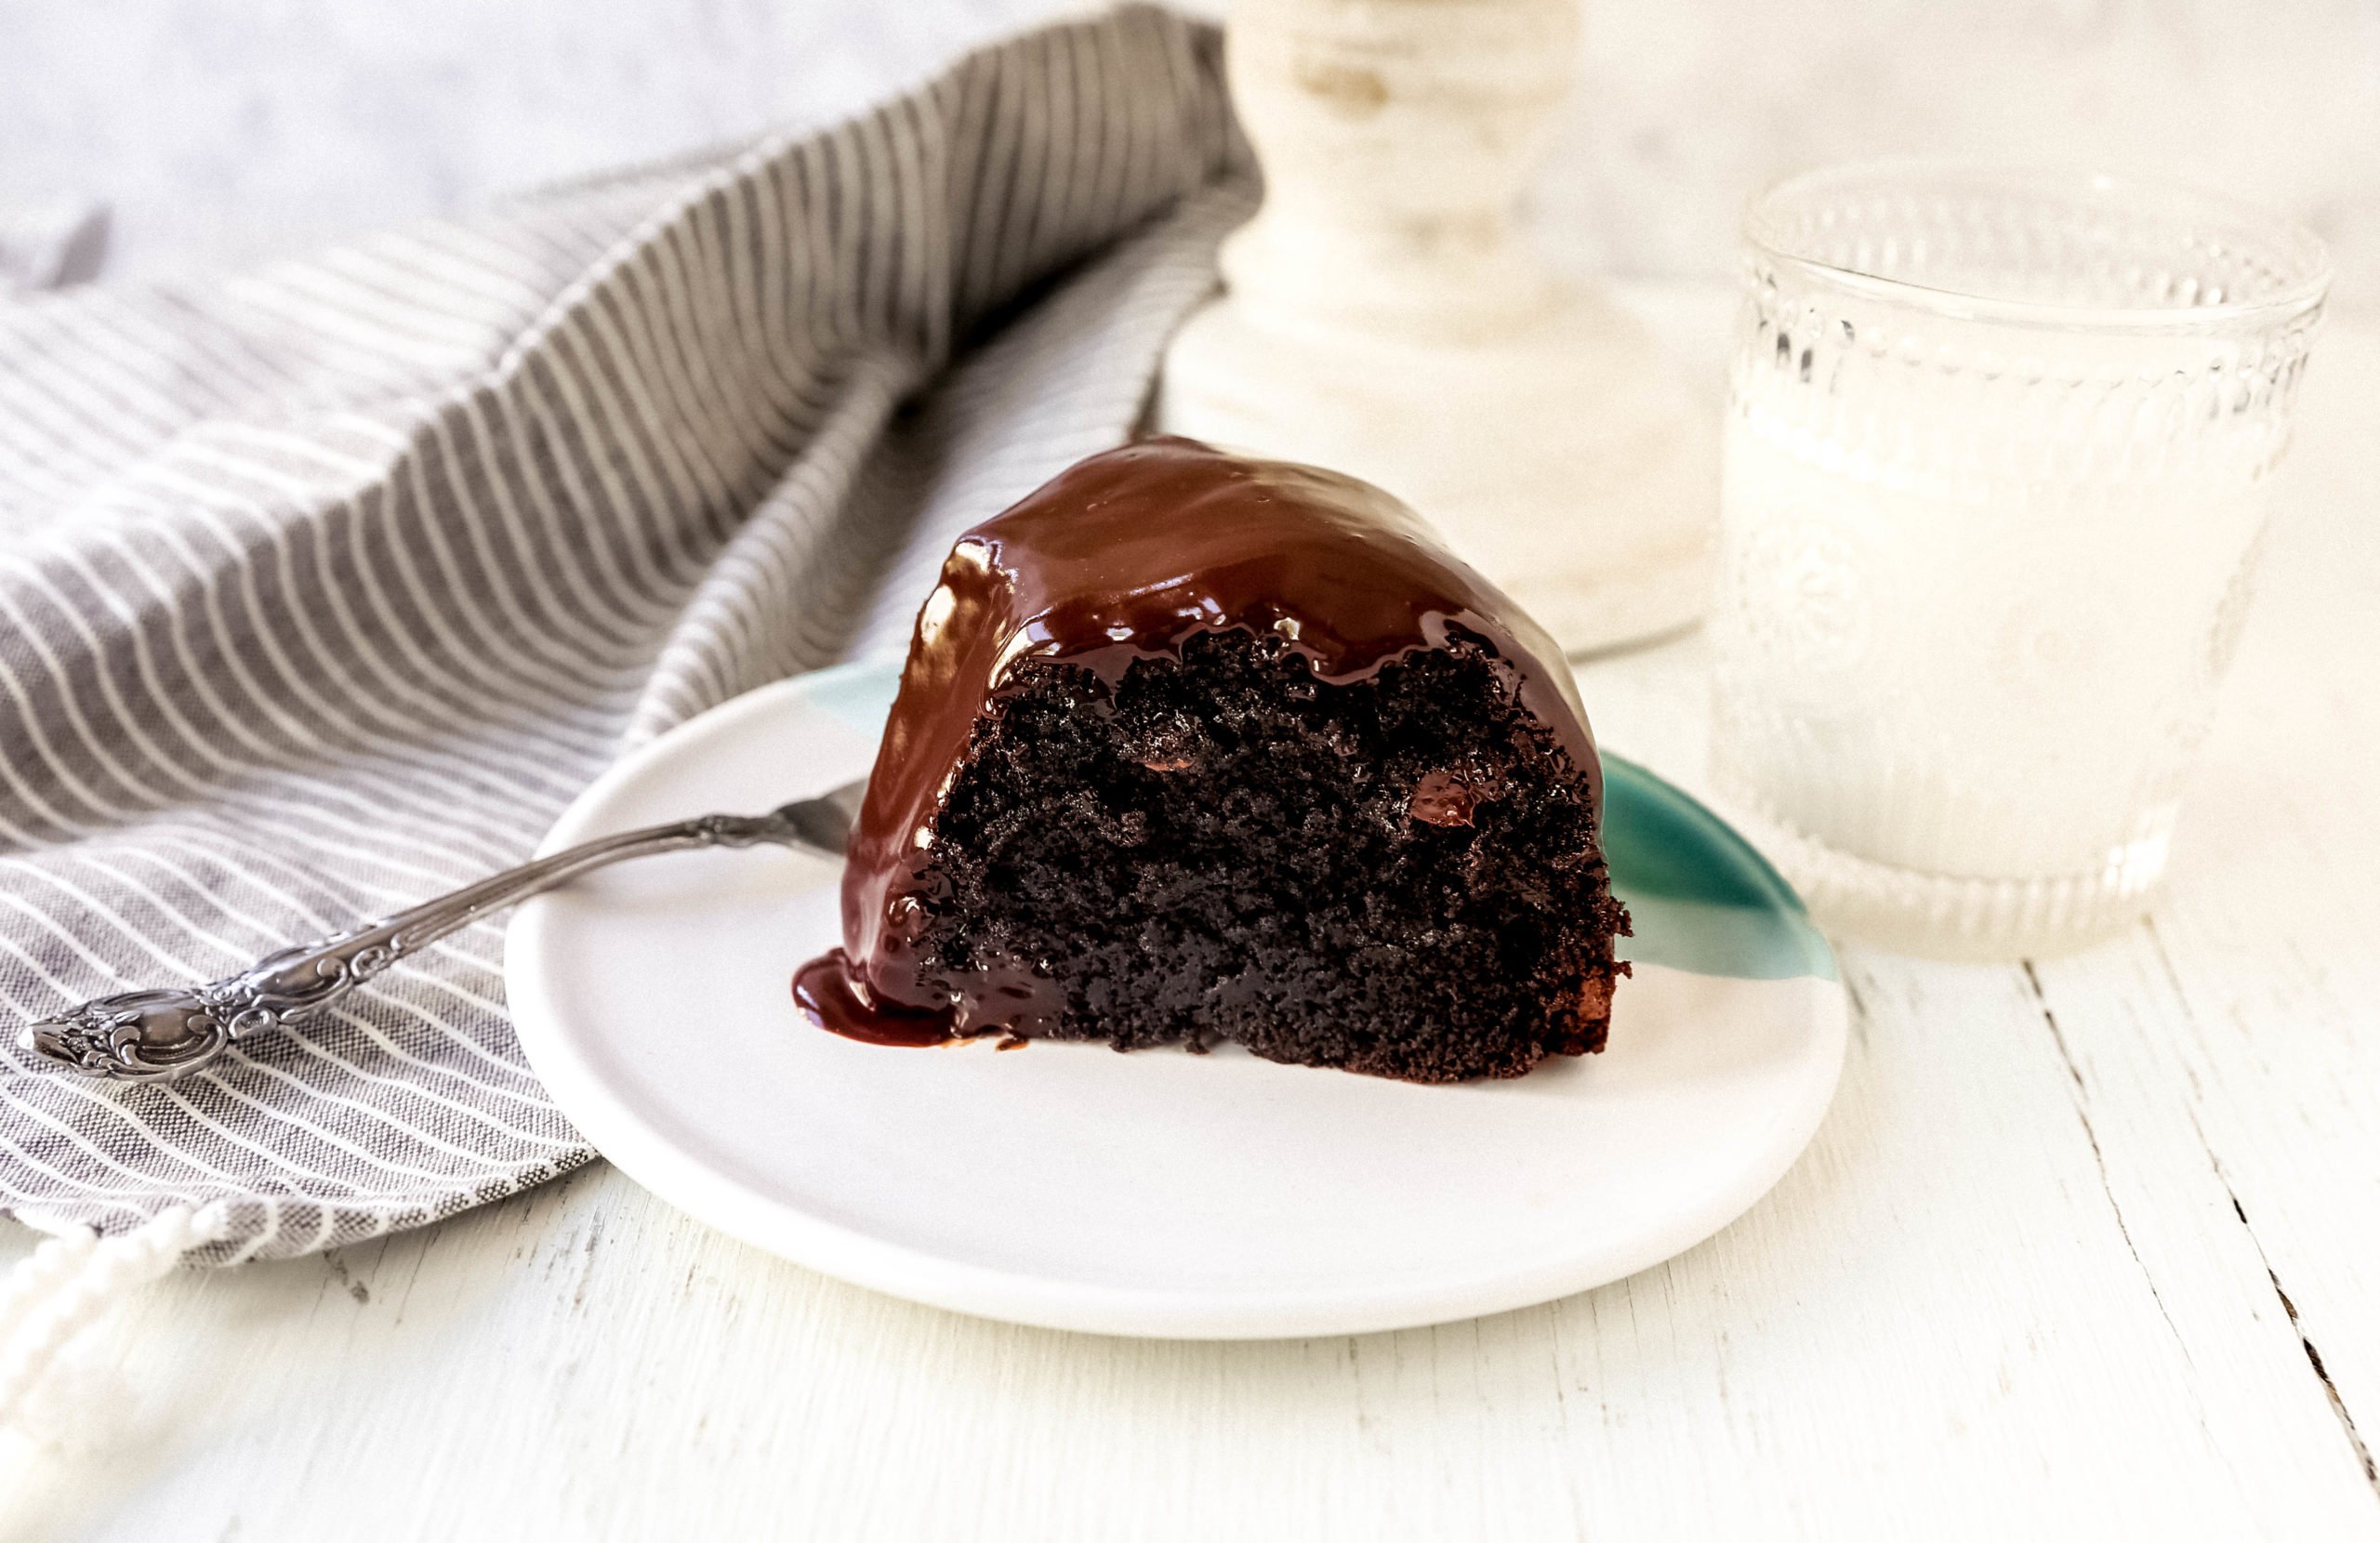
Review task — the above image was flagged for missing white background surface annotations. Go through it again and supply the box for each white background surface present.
[6,0,2378,303]
[4,4,2379,1538]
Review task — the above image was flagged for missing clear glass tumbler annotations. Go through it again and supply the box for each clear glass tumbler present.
[1711,163,2329,958]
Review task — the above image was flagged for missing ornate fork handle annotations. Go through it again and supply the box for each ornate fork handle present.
[18,785,864,1085]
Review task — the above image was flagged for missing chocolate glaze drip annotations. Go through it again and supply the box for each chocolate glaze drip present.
[792,949,956,1046]
[797,436,1602,1046]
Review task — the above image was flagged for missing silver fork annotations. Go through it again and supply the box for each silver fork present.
[15,778,868,1086]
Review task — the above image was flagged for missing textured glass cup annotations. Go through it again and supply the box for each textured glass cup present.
[1712,163,2329,958]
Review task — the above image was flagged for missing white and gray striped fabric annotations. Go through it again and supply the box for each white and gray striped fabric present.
[0,7,1247,1264]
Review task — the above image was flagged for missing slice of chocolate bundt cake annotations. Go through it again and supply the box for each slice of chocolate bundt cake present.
[795,437,1628,1082]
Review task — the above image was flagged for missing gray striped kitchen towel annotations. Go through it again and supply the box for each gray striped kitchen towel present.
[0,7,1247,1266]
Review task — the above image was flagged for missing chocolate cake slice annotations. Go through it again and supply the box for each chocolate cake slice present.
[797,437,1629,1082]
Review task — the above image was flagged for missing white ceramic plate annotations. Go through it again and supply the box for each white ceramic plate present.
[509,660,1845,1339]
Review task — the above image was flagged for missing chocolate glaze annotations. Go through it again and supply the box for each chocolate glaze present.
[792,949,958,1046]
[795,436,1602,1046]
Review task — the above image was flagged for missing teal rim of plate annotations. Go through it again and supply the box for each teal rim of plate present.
[804,654,905,737]
[796,657,1835,985]
[1600,755,1837,983]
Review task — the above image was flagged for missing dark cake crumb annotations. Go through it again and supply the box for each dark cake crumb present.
[895,627,1629,1083]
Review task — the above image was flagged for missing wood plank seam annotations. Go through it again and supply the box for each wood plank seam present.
[2137,917,2380,1503]
[2194,1123,2380,1495]
[2020,961,2189,1353]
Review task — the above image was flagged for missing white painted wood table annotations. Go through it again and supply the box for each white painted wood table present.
[3,288,2376,1543]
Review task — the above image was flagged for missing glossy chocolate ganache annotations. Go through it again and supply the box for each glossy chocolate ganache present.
[798,435,1611,1055]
